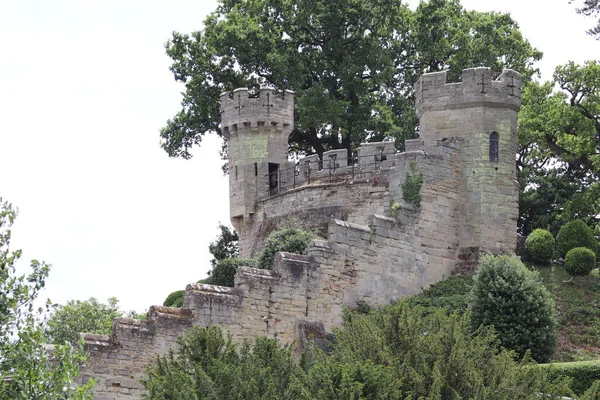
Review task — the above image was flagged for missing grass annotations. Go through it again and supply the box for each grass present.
[536,264,600,362]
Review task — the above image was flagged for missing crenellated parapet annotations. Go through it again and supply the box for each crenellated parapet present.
[414,68,521,119]
[220,87,295,138]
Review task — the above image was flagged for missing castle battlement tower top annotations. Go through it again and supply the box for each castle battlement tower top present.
[220,87,295,137]
[414,67,521,120]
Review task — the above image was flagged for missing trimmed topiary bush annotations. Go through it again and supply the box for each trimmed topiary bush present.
[163,290,184,308]
[556,220,599,259]
[525,228,555,265]
[258,227,317,269]
[207,257,257,287]
[565,247,596,277]
[470,254,557,363]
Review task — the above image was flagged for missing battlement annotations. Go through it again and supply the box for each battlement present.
[415,68,521,118]
[220,87,295,137]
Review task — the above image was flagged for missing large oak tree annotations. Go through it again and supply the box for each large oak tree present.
[160,0,541,162]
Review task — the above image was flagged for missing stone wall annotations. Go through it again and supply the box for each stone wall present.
[82,67,522,399]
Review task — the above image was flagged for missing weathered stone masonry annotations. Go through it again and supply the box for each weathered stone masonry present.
[81,67,521,399]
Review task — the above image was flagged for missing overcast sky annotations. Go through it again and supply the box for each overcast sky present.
[0,0,597,313]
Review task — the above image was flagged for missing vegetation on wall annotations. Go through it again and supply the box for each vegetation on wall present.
[257,226,317,269]
[401,161,424,208]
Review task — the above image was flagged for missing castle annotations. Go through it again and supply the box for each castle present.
[79,67,521,399]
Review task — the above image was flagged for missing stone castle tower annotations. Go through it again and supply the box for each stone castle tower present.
[80,67,522,400]
[415,67,521,265]
[220,87,294,253]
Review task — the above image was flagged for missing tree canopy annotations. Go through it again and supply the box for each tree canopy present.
[161,0,541,162]
[571,0,600,38]
[517,61,600,234]
[45,297,125,345]
[0,199,94,399]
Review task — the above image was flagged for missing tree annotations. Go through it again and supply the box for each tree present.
[517,61,600,234]
[45,297,123,345]
[161,0,541,163]
[0,198,94,399]
[571,0,600,38]
[208,223,239,268]
[143,304,571,399]
[470,254,557,363]
[257,226,317,269]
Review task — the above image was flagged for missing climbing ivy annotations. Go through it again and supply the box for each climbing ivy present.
[401,162,423,208]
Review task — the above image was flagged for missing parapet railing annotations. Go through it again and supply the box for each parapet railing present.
[264,152,396,198]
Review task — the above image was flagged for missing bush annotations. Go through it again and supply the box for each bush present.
[258,227,317,269]
[538,360,600,395]
[556,220,599,259]
[565,247,596,277]
[163,290,184,308]
[207,257,257,287]
[525,228,555,264]
[470,254,557,363]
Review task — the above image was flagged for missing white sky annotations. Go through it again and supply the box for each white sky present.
[0,0,597,313]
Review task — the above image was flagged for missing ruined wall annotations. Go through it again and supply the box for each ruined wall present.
[80,307,192,400]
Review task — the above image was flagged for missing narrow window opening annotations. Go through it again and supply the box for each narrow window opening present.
[254,163,258,176]
[268,163,279,195]
[235,165,238,180]
[489,132,499,163]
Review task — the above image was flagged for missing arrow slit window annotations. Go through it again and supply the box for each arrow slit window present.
[489,132,499,163]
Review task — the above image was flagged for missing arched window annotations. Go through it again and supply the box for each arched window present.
[489,132,499,163]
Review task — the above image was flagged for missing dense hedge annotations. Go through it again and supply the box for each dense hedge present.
[565,247,596,277]
[525,228,555,264]
[556,220,599,259]
[538,360,600,395]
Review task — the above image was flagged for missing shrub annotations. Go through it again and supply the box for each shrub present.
[470,254,557,363]
[565,247,596,277]
[163,290,184,308]
[538,360,600,395]
[207,257,257,287]
[258,227,317,269]
[556,220,599,259]
[401,161,423,207]
[525,228,555,264]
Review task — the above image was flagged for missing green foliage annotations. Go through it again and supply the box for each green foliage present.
[258,227,317,269]
[556,220,599,259]
[407,275,473,314]
[45,297,123,345]
[538,360,600,396]
[518,61,600,235]
[581,379,600,400]
[163,290,184,308]
[208,223,239,268]
[536,264,600,361]
[143,304,572,399]
[143,326,304,400]
[0,198,94,399]
[565,247,597,277]
[161,0,540,160]
[470,254,558,363]
[401,162,424,207]
[525,228,555,265]
[206,257,257,287]
[571,0,600,38]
